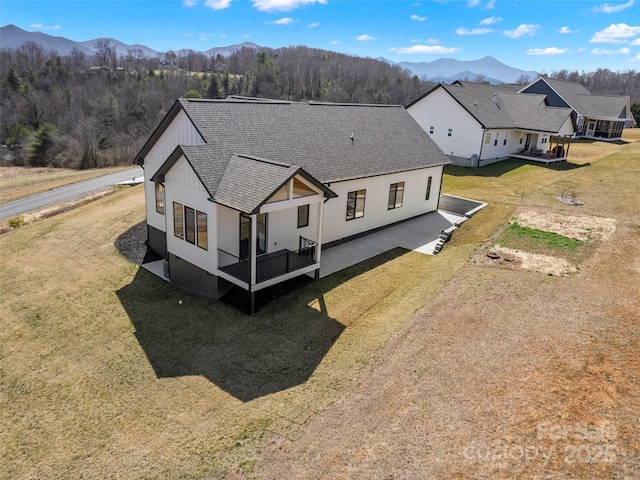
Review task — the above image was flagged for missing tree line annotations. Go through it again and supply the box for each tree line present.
[1,39,638,169]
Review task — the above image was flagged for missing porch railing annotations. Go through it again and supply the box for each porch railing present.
[218,243,317,285]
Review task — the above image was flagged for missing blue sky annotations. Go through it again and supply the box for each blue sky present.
[2,0,639,73]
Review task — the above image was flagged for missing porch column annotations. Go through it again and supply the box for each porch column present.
[315,198,324,263]
[248,213,257,315]
[314,199,324,279]
[250,213,257,286]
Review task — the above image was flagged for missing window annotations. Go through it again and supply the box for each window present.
[447,128,453,137]
[173,202,184,239]
[519,137,523,145]
[196,211,208,250]
[155,183,165,214]
[485,132,491,144]
[503,132,508,146]
[429,125,435,134]
[388,182,404,210]
[426,176,433,200]
[494,132,499,146]
[184,206,196,244]
[174,202,207,250]
[346,189,366,220]
[297,204,309,228]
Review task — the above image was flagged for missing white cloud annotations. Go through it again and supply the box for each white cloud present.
[331,40,341,45]
[485,0,496,8]
[560,26,578,34]
[631,38,640,45]
[504,24,540,39]
[390,45,462,54]
[590,23,640,43]
[357,34,377,41]
[411,14,427,21]
[183,33,194,37]
[591,47,631,54]
[30,23,62,30]
[204,0,232,9]
[592,0,634,13]
[468,0,481,7]
[183,0,197,6]
[307,22,320,28]
[252,0,327,12]
[266,17,296,25]
[480,16,502,25]
[456,27,493,35]
[631,53,640,61]
[526,47,568,55]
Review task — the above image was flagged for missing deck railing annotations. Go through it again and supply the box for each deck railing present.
[218,242,317,285]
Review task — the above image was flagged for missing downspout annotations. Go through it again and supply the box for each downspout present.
[477,128,487,167]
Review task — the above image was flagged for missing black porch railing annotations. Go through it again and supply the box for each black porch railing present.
[218,238,317,285]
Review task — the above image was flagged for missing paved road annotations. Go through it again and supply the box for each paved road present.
[0,167,143,220]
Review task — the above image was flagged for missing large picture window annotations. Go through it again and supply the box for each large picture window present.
[173,202,184,239]
[196,211,208,250]
[388,182,404,210]
[184,206,196,244]
[297,204,309,228]
[155,183,165,214]
[346,189,366,220]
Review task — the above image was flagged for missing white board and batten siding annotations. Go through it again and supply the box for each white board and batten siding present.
[322,166,443,244]
[409,88,484,161]
[164,156,217,274]
[144,110,205,233]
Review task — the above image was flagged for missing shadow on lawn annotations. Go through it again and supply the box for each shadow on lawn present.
[445,159,590,178]
[115,222,407,401]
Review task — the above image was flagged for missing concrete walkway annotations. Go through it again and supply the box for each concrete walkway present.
[319,210,465,278]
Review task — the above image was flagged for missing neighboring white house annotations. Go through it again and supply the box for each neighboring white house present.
[407,81,575,167]
[134,97,451,313]
[519,77,636,140]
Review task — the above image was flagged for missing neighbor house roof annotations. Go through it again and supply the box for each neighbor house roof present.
[152,144,336,214]
[136,98,452,185]
[410,81,573,133]
[520,77,634,123]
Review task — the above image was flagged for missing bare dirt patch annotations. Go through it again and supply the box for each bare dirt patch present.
[490,245,578,276]
[515,208,616,241]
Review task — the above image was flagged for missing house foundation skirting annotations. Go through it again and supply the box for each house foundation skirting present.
[147,224,167,258]
[167,252,232,300]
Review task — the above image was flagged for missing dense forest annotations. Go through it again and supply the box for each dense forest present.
[1,40,639,169]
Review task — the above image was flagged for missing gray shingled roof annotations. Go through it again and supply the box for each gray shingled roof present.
[153,144,336,213]
[439,81,572,132]
[527,77,632,121]
[177,98,452,184]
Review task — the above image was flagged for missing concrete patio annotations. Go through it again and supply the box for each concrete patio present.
[319,209,466,278]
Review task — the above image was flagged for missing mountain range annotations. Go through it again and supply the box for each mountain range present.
[0,24,259,60]
[397,57,540,85]
[1,24,538,84]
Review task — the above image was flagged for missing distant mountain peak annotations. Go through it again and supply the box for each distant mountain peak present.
[398,56,539,85]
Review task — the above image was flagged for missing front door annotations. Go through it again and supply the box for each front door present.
[524,133,532,151]
[240,213,267,259]
[586,121,596,137]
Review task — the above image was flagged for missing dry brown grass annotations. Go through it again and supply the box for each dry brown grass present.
[0,166,130,205]
[256,131,640,479]
[2,130,639,479]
